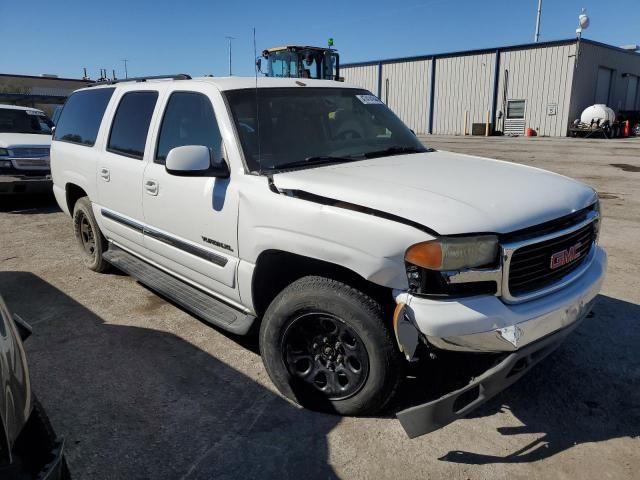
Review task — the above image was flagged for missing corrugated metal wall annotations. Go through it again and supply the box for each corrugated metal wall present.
[341,64,378,96]
[341,40,640,137]
[570,42,640,122]
[432,53,496,135]
[381,60,432,133]
[497,44,576,137]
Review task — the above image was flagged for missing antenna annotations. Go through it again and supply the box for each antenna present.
[121,59,129,79]
[253,27,262,173]
[225,36,235,76]
[534,0,542,43]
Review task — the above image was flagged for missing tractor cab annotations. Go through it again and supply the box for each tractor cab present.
[259,45,340,81]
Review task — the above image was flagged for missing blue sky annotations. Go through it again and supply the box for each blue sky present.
[2,0,639,79]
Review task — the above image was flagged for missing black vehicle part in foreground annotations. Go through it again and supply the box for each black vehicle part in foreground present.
[0,296,70,479]
[2,399,69,480]
[396,314,587,438]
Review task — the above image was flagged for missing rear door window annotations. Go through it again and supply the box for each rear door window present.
[107,91,158,159]
[155,92,222,164]
[54,88,115,146]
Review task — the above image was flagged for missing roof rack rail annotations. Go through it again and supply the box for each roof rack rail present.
[92,74,191,86]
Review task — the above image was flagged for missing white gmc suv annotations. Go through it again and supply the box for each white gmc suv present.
[51,75,606,438]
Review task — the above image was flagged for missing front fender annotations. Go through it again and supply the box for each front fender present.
[238,184,432,289]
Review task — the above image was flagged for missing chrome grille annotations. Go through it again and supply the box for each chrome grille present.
[10,147,50,158]
[13,158,50,170]
[508,223,595,296]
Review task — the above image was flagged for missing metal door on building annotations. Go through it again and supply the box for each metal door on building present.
[624,75,639,110]
[504,99,526,135]
[595,67,613,105]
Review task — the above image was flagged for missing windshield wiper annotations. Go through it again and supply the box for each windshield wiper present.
[361,146,428,159]
[275,155,362,170]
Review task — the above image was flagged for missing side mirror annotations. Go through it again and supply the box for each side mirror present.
[165,145,229,178]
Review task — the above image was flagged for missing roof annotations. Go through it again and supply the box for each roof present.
[0,104,44,112]
[341,37,640,67]
[83,76,360,92]
[0,73,92,83]
[265,46,335,53]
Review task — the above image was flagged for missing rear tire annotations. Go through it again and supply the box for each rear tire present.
[259,276,402,415]
[73,197,109,272]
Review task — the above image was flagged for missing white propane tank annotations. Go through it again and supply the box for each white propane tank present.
[580,104,616,124]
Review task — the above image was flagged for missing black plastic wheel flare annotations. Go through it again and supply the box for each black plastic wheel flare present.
[282,312,370,400]
[79,214,96,256]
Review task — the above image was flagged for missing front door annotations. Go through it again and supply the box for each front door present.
[142,88,240,302]
[96,89,159,252]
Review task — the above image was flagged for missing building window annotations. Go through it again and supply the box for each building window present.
[107,91,158,159]
[506,100,526,119]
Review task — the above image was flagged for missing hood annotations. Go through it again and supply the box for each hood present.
[0,133,52,149]
[272,151,597,235]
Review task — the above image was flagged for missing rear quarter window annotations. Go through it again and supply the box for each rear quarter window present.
[54,88,115,146]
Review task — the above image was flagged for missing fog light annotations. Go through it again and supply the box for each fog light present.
[0,160,12,168]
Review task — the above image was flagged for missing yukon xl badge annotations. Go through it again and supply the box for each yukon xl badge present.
[202,236,233,252]
[550,242,582,270]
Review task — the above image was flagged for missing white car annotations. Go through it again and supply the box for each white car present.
[0,104,53,195]
[50,75,606,438]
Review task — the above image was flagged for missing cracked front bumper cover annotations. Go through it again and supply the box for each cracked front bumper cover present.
[396,315,585,438]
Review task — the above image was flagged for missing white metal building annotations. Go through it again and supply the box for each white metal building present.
[341,39,640,136]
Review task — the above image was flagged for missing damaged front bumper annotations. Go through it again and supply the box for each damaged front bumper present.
[396,317,585,438]
[391,246,605,437]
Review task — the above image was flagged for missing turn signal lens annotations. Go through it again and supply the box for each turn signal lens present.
[405,235,498,271]
[405,241,443,269]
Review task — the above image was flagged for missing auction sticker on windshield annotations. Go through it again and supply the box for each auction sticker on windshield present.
[356,94,384,105]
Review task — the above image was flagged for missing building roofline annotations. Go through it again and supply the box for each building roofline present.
[0,73,94,83]
[341,37,639,67]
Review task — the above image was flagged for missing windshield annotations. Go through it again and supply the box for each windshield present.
[225,88,427,172]
[0,108,54,135]
[266,50,338,80]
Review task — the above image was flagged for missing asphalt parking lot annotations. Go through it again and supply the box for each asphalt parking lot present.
[1,135,639,479]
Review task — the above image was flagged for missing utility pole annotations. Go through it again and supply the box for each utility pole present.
[121,59,129,79]
[534,0,542,42]
[224,36,235,76]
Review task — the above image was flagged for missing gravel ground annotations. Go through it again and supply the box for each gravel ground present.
[0,135,638,479]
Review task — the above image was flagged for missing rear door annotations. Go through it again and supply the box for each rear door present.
[141,86,240,301]
[96,89,160,252]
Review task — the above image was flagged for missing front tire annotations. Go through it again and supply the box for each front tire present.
[73,197,109,272]
[259,276,402,415]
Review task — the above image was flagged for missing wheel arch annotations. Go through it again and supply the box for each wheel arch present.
[251,249,395,321]
[65,183,88,215]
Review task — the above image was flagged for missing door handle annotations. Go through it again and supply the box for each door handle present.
[100,167,110,182]
[144,179,159,196]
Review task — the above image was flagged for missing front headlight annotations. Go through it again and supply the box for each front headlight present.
[405,235,499,271]
[0,148,9,157]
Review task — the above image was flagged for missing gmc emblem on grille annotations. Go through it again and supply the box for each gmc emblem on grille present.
[550,242,582,269]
